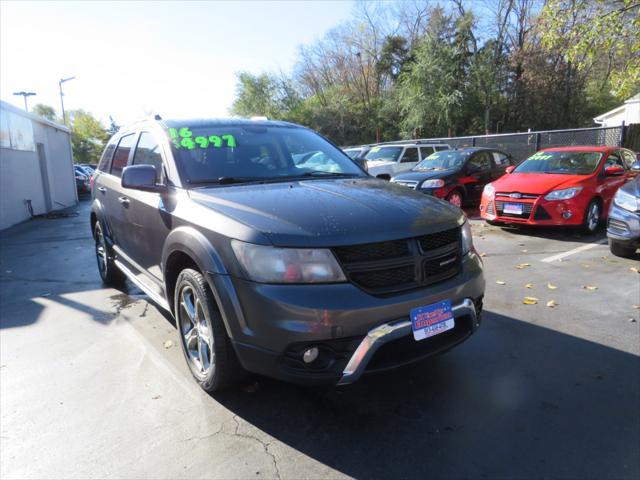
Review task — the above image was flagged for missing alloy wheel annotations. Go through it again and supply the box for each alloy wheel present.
[587,203,600,232]
[178,285,215,377]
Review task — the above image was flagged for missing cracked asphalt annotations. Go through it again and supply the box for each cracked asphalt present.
[1,199,639,479]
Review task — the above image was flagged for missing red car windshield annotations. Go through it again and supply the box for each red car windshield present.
[514,151,602,175]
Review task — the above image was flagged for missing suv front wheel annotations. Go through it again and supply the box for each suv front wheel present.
[174,269,245,392]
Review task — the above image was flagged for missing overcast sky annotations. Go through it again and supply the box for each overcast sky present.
[0,0,354,125]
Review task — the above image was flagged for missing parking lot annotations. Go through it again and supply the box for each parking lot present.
[1,199,638,479]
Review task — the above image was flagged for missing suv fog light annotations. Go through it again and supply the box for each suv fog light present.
[302,347,319,364]
[562,211,572,219]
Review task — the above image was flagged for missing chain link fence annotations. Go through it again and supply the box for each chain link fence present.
[410,126,626,162]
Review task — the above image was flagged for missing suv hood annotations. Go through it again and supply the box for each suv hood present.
[188,178,463,247]
[493,172,587,195]
[394,168,459,183]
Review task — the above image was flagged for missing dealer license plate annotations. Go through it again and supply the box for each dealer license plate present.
[410,300,455,341]
[503,202,523,215]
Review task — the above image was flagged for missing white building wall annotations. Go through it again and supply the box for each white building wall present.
[0,101,76,230]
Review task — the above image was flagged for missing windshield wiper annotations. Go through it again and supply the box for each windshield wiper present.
[294,171,360,178]
[187,176,266,185]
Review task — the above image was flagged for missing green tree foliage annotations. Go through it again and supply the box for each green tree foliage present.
[66,110,109,164]
[231,0,638,145]
[539,0,640,98]
[32,104,58,122]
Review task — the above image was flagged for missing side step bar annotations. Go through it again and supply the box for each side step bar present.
[114,259,171,312]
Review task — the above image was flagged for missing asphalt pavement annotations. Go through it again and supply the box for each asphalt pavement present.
[1,199,638,479]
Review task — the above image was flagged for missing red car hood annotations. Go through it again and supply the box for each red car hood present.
[493,173,585,195]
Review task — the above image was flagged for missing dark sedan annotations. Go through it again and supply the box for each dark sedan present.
[391,148,516,207]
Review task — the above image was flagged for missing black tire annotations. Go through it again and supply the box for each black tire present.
[93,221,126,286]
[174,268,245,392]
[609,239,637,258]
[581,199,601,234]
[376,174,391,181]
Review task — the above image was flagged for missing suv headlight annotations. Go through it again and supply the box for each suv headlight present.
[544,187,582,201]
[461,221,473,255]
[614,188,639,212]
[231,241,347,284]
[420,179,445,188]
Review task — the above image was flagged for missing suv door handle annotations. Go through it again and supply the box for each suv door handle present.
[97,187,107,193]
[118,196,130,206]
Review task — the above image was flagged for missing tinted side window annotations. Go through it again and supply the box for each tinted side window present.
[98,143,116,172]
[420,146,435,159]
[468,152,492,172]
[133,132,164,182]
[435,145,448,151]
[492,151,509,166]
[111,134,136,178]
[400,147,419,163]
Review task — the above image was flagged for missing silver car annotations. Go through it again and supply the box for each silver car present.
[607,175,640,257]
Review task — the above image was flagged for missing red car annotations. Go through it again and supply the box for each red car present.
[480,146,638,233]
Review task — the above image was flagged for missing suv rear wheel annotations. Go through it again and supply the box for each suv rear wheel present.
[174,268,245,392]
[94,222,125,286]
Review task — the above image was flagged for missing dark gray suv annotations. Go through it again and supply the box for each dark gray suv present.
[91,118,485,392]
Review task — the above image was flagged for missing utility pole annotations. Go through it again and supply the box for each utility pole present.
[59,76,75,125]
[12,91,36,111]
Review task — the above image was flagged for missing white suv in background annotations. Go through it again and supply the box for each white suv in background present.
[364,142,451,179]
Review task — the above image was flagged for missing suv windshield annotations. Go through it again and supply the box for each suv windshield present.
[169,125,364,184]
[414,150,470,171]
[514,151,602,175]
[364,146,403,162]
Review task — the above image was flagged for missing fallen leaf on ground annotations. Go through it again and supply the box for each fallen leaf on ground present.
[479,252,487,257]
[547,283,558,290]
[629,318,637,323]
[630,267,639,274]
[633,305,640,309]
[163,340,173,349]
[582,285,598,291]
[546,300,558,308]
[152,395,161,400]
[521,249,528,253]
[496,280,506,285]
[523,297,539,305]
[516,263,531,269]
[525,283,534,289]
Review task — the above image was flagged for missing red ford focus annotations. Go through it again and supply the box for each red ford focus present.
[480,146,638,233]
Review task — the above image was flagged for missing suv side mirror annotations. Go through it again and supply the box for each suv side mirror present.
[631,161,640,172]
[505,166,515,174]
[122,165,163,192]
[604,165,625,176]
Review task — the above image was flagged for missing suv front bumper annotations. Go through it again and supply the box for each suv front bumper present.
[206,251,485,385]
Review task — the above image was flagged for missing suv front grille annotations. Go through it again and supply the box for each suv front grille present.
[333,240,409,263]
[418,227,459,252]
[333,227,461,296]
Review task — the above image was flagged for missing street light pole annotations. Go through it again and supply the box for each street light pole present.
[59,76,75,125]
[12,91,36,111]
